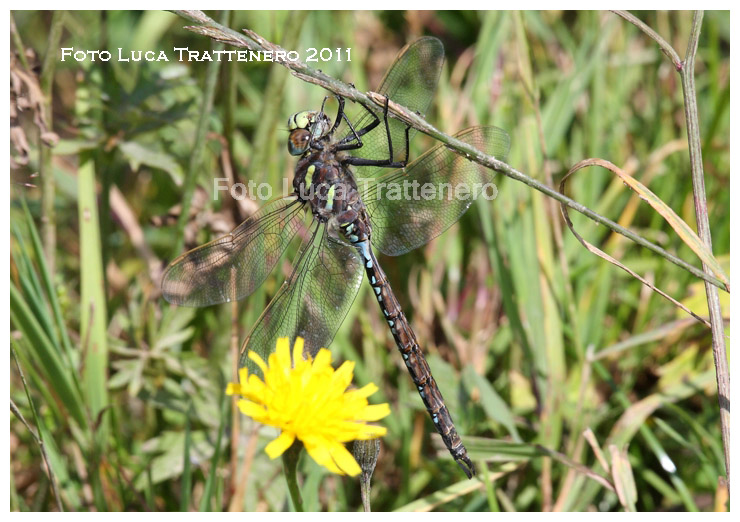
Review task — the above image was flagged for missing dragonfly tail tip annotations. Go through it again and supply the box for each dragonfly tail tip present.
[457,457,476,479]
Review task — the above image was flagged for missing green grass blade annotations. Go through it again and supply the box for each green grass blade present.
[77,155,110,434]
[10,283,86,426]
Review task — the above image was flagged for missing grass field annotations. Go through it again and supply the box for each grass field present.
[9,10,730,512]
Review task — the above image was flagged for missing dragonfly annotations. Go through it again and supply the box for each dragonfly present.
[162,37,510,478]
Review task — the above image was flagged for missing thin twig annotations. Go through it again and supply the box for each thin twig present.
[373,91,726,291]
[170,11,728,293]
[227,424,260,511]
[611,10,682,69]
[229,267,239,499]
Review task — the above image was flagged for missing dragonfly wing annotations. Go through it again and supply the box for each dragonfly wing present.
[345,37,444,177]
[364,126,510,256]
[161,196,305,307]
[238,222,364,375]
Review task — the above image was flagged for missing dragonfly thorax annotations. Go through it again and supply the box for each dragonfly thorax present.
[293,147,368,233]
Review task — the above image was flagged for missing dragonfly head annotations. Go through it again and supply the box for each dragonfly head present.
[287,110,332,156]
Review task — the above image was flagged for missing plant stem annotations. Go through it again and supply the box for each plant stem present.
[282,443,304,512]
[10,13,32,72]
[614,8,730,490]
[39,11,65,276]
[612,11,682,69]
[678,11,730,486]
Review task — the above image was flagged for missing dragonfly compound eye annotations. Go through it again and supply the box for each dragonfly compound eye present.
[288,111,315,131]
[288,128,311,156]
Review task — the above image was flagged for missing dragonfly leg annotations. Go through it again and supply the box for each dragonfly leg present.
[319,95,330,117]
[401,117,410,165]
[328,95,345,135]
[334,99,381,151]
[340,96,409,168]
[305,96,332,152]
[381,95,410,166]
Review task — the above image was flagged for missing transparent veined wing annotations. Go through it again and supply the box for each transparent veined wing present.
[238,222,364,376]
[162,196,305,306]
[363,126,510,256]
[344,37,444,177]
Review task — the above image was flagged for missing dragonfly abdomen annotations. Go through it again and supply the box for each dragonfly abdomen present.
[347,234,476,478]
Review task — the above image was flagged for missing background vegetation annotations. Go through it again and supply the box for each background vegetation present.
[10,10,730,511]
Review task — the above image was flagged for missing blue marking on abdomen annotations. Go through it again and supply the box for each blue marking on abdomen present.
[357,241,373,269]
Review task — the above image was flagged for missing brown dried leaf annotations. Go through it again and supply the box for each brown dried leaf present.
[559,158,719,328]
[9,53,56,165]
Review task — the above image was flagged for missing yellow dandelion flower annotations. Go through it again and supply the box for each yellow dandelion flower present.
[226,337,390,476]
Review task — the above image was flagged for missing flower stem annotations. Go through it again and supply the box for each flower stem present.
[282,443,304,512]
[353,439,380,512]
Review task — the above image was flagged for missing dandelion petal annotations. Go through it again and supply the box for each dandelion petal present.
[359,403,391,422]
[265,431,296,459]
[225,383,241,396]
[248,351,269,375]
[238,399,267,420]
[329,442,362,477]
[305,440,344,475]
